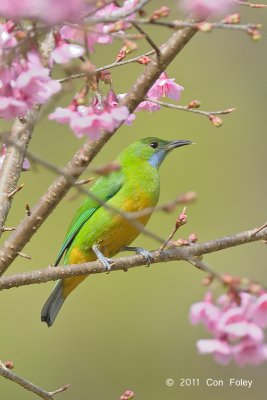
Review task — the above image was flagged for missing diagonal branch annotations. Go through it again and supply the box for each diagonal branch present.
[0,19,201,276]
[0,226,266,291]
[0,33,55,240]
[0,362,69,400]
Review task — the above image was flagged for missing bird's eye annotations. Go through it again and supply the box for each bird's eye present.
[150,141,158,149]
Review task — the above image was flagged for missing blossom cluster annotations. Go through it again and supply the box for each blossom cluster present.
[0,50,60,120]
[0,0,235,134]
[190,291,267,366]
[181,0,234,17]
[49,91,129,139]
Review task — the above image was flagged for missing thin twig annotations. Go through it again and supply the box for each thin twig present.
[146,98,236,118]
[0,226,16,232]
[133,18,262,33]
[131,21,161,56]
[0,363,70,400]
[237,1,267,8]
[74,177,94,186]
[188,257,224,283]
[17,252,32,260]
[160,206,187,251]
[127,191,197,219]
[58,49,156,83]
[25,203,32,216]
[7,184,24,200]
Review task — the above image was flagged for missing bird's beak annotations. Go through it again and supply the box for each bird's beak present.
[165,140,192,151]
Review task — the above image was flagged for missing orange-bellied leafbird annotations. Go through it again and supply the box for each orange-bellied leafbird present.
[41,137,192,326]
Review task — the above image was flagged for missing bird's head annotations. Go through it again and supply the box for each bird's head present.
[119,137,192,169]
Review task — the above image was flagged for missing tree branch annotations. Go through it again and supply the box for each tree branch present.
[0,362,69,400]
[87,0,150,23]
[0,226,266,291]
[0,19,201,275]
[0,32,54,240]
[58,50,156,83]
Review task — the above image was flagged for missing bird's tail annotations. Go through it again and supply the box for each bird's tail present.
[41,280,65,327]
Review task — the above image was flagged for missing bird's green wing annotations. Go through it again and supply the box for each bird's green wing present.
[54,171,123,266]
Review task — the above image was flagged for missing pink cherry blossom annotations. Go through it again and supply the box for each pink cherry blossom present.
[189,292,221,332]
[60,24,112,54]
[0,21,17,53]
[197,339,232,365]
[147,72,184,101]
[0,0,90,25]
[136,100,161,112]
[51,43,85,64]
[233,340,267,367]
[249,293,267,328]
[180,0,234,17]
[190,291,267,366]
[48,107,76,124]
[49,93,129,139]
[0,52,61,120]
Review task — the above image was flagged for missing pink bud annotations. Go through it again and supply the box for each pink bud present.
[176,207,187,228]
[120,390,134,400]
[136,56,151,65]
[222,13,241,24]
[150,6,170,21]
[187,100,201,109]
[4,360,14,369]
[209,115,223,127]
[189,233,198,243]
[197,22,213,32]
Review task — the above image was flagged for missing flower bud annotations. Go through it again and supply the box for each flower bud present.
[189,233,198,243]
[187,100,201,109]
[136,56,151,65]
[209,115,223,127]
[150,6,170,21]
[4,360,14,369]
[198,22,212,33]
[120,390,134,400]
[222,13,241,24]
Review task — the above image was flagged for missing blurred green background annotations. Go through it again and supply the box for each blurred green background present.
[1,1,267,399]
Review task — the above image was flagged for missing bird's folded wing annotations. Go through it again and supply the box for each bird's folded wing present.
[54,171,123,266]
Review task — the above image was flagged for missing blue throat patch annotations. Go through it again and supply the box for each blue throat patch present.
[148,150,166,168]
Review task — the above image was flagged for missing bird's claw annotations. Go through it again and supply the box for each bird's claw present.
[124,246,153,267]
[136,248,153,267]
[92,245,113,273]
[100,257,113,273]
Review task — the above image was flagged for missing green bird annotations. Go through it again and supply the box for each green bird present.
[41,137,192,326]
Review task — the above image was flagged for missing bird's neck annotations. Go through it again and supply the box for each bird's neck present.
[120,156,160,205]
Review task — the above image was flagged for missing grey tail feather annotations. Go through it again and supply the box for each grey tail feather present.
[41,280,65,327]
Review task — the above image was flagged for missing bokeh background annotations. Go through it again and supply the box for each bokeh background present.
[1,1,267,399]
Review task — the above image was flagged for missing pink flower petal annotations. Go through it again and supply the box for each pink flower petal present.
[180,0,235,17]
[221,322,264,342]
[51,43,85,64]
[49,107,75,124]
[233,341,267,366]
[250,293,267,328]
[197,339,232,365]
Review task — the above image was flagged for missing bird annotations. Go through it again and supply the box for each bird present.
[41,137,192,326]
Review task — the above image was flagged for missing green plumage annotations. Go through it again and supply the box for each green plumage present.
[41,137,192,326]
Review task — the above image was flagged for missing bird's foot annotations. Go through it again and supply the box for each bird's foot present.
[92,245,113,273]
[123,246,153,267]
